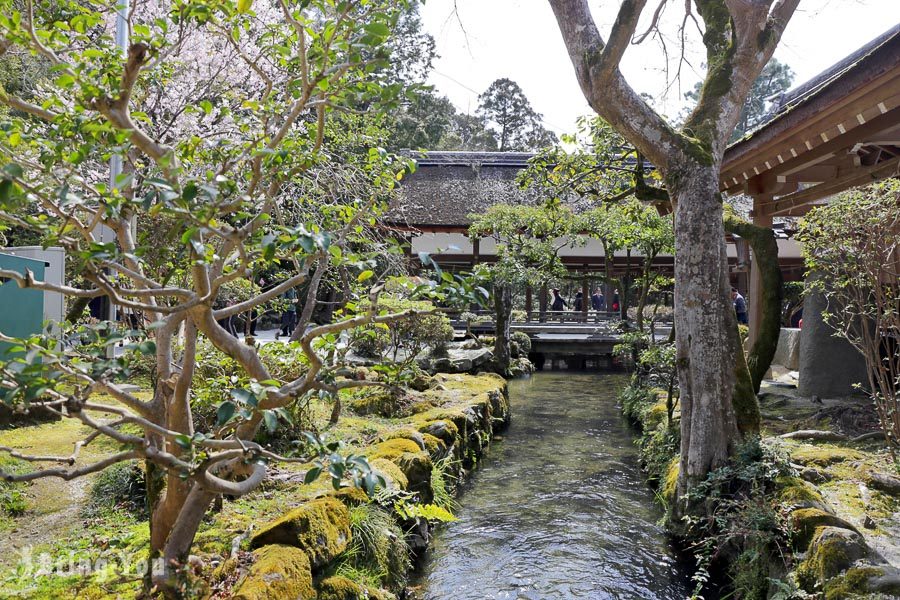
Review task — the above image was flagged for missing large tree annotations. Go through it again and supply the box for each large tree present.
[477,78,557,151]
[548,0,799,505]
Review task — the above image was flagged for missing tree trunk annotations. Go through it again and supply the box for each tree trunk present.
[725,217,783,393]
[636,258,652,332]
[493,284,512,374]
[670,166,759,506]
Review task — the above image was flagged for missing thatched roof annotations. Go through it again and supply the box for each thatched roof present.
[385,151,539,228]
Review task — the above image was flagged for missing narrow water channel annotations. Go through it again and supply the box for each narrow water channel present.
[415,372,690,599]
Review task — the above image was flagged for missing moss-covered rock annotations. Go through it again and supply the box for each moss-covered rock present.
[822,566,883,600]
[369,457,408,490]
[396,451,433,504]
[384,429,426,451]
[776,475,829,511]
[232,544,315,600]
[420,433,447,458]
[796,526,868,592]
[789,508,858,549]
[250,498,351,569]
[789,444,865,468]
[315,575,393,600]
[329,486,370,507]
[661,457,680,506]
[416,420,458,447]
[367,438,422,462]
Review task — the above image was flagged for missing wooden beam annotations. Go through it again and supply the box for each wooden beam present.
[759,158,900,216]
[723,69,900,184]
[724,102,900,192]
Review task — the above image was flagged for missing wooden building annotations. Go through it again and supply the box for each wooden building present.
[384,24,900,336]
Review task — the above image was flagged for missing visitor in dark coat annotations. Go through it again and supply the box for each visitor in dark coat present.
[550,288,567,311]
[591,289,605,310]
[574,291,583,312]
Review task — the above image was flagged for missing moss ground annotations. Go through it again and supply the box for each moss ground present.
[0,375,505,598]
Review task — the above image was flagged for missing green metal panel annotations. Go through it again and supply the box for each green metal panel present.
[0,253,46,358]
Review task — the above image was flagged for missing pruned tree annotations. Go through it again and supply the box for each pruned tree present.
[548,0,799,505]
[0,0,474,594]
[469,204,576,372]
[798,179,900,460]
[477,78,557,152]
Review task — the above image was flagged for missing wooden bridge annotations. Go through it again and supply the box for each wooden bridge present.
[452,310,672,370]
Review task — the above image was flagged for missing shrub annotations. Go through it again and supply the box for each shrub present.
[84,460,147,517]
[509,331,532,358]
[350,297,454,361]
[0,456,27,517]
[510,309,527,322]
[191,341,311,447]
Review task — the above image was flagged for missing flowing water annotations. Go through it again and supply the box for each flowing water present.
[414,372,690,599]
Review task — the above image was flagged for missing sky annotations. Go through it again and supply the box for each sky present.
[420,0,900,135]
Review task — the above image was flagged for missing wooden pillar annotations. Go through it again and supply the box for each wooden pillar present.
[581,271,589,323]
[748,200,773,347]
[539,284,548,322]
[525,285,533,322]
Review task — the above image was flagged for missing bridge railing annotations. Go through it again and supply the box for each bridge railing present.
[450,309,622,325]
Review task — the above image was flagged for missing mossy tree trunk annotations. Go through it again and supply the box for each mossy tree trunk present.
[725,217,783,393]
[493,284,512,374]
[549,0,797,510]
[635,256,652,332]
[669,169,758,500]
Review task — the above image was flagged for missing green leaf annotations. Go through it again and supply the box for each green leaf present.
[357,270,374,283]
[304,466,321,484]
[1,163,23,180]
[230,388,256,406]
[174,434,192,450]
[364,23,390,38]
[237,0,252,13]
[263,410,277,434]
[137,340,156,355]
[216,400,236,426]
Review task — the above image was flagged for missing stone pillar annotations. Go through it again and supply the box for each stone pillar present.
[748,206,772,347]
[798,272,869,397]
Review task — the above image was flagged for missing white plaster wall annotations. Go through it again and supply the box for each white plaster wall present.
[410,233,473,255]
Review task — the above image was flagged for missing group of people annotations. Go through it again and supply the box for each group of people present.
[550,288,620,313]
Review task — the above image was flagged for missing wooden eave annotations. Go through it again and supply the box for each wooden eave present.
[721,25,900,217]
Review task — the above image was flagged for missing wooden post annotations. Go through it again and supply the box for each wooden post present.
[525,285,533,322]
[539,284,548,322]
[748,199,773,347]
[581,271,589,323]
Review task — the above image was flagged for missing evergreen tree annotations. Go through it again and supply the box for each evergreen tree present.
[477,78,557,151]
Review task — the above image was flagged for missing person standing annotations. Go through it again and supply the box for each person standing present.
[573,291,583,312]
[550,288,567,312]
[732,287,749,325]
[611,289,620,313]
[591,288,605,311]
[277,287,298,339]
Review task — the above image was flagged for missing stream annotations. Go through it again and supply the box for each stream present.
[414,372,690,599]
